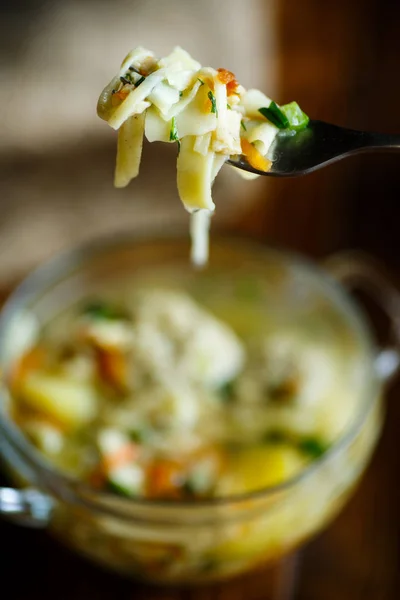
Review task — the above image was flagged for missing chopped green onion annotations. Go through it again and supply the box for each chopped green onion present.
[227,104,232,110]
[179,91,183,97]
[169,117,181,153]
[169,116,179,142]
[280,101,309,131]
[259,101,290,129]
[208,90,218,115]
[298,437,328,458]
[197,78,205,86]
[241,121,247,131]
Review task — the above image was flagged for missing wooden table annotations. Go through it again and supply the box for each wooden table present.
[1,289,399,600]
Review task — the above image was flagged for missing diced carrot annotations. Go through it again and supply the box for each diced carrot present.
[241,138,272,172]
[102,442,139,472]
[88,466,106,489]
[227,80,240,95]
[96,348,128,392]
[147,459,185,499]
[217,68,236,85]
[111,89,130,106]
[9,346,47,391]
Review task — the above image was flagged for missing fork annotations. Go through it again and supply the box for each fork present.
[227,120,400,177]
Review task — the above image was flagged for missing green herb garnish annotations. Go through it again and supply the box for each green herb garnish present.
[208,90,218,115]
[169,117,181,153]
[107,479,133,498]
[280,101,309,131]
[120,75,132,86]
[263,430,288,445]
[241,121,247,131]
[197,78,205,86]
[170,116,179,142]
[135,76,145,87]
[259,101,290,129]
[81,301,126,321]
[219,380,236,402]
[298,437,328,459]
[129,426,150,444]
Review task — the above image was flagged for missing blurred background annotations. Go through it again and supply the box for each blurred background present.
[1,0,400,598]
[1,0,400,285]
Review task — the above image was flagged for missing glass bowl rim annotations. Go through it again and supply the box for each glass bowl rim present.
[0,229,380,519]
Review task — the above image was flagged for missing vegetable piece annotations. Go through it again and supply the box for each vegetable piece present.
[107,463,144,497]
[147,459,185,499]
[98,430,139,472]
[259,102,290,129]
[219,380,236,402]
[298,437,328,459]
[129,425,151,444]
[207,90,217,115]
[82,301,126,321]
[19,373,97,429]
[280,101,310,131]
[217,444,305,495]
[10,345,47,391]
[263,430,288,445]
[114,112,146,188]
[169,116,180,150]
[24,420,64,454]
[96,348,128,392]
[216,68,236,85]
[241,138,272,172]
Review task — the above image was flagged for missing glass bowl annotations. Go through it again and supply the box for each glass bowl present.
[0,232,399,587]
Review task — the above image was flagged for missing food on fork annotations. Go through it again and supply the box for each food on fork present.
[97,46,309,265]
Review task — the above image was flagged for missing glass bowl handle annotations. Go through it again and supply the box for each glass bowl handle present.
[323,251,400,384]
[0,486,53,527]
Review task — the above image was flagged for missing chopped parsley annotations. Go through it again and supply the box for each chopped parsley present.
[208,90,218,115]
